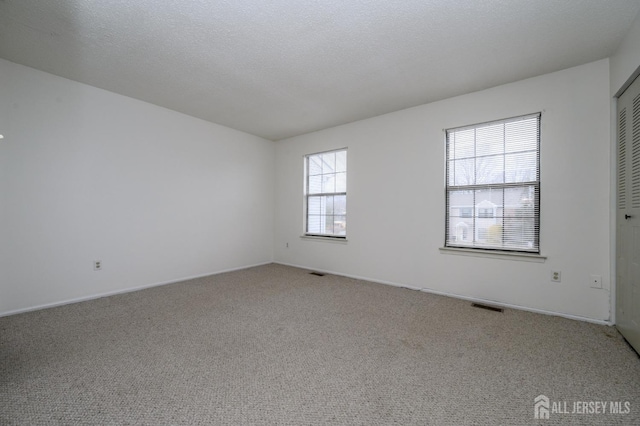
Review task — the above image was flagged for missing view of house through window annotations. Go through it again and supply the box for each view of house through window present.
[305,149,347,237]
[445,114,540,253]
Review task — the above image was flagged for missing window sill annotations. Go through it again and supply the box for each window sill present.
[439,247,546,263]
[300,235,348,244]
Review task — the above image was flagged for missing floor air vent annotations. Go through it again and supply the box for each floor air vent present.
[309,272,325,277]
[471,303,503,313]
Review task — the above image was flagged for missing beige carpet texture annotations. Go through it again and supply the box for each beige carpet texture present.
[1,264,639,425]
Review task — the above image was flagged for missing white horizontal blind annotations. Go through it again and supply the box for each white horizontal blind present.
[445,113,540,253]
[305,149,347,237]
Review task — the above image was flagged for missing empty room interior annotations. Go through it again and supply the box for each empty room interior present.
[2,1,640,424]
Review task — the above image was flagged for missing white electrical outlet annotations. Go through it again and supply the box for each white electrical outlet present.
[551,270,561,282]
[94,260,102,271]
[590,274,602,289]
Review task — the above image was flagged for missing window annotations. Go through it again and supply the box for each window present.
[459,207,472,218]
[305,149,347,238]
[478,208,494,218]
[445,113,540,253]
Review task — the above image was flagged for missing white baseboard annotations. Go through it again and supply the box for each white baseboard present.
[274,261,613,326]
[0,261,273,318]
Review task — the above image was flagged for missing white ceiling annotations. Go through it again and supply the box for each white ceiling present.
[1,1,639,141]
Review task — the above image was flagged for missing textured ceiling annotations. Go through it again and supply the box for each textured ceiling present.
[1,1,639,141]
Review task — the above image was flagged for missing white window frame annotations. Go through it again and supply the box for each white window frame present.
[444,113,541,254]
[304,148,347,239]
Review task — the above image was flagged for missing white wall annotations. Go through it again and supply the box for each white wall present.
[275,59,611,322]
[0,59,275,316]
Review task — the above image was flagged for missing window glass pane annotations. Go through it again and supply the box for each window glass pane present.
[322,152,336,174]
[503,218,536,250]
[322,173,336,193]
[471,222,504,248]
[447,137,455,160]
[448,190,474,216]
[448,220,474,245]
[309,155,322,175]
[334,215,347,236]
[323,215,334,234]
[309,196,337,216]
[459,207,473,218]
[485,218,504,246]
[451,129,475,159]
[336,151,347,172]
[307,215,322,233]
[447,191,474,245]
[478,208,494,218]
[324,196,335,215]
[454,159,475,186]
[308,196,322,216]
[503,186,537,218]
[308,175,322,194]
[476,155,504,185]
[473,189,501,246]
[447,160,455,186]
[476,124,503,157]
[505,152,537,183]
[336,172,347,192]
[505,118,538,153]
[334,195,347,215]
[475,188,504,211]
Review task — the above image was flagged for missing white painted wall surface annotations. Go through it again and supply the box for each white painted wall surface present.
[275,59,611,322]
[0,59,275,316]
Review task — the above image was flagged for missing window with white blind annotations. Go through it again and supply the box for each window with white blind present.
[305,149,347,238]
[445,113,540,253]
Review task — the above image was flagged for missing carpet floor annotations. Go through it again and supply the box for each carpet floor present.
[1,263,639,425]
